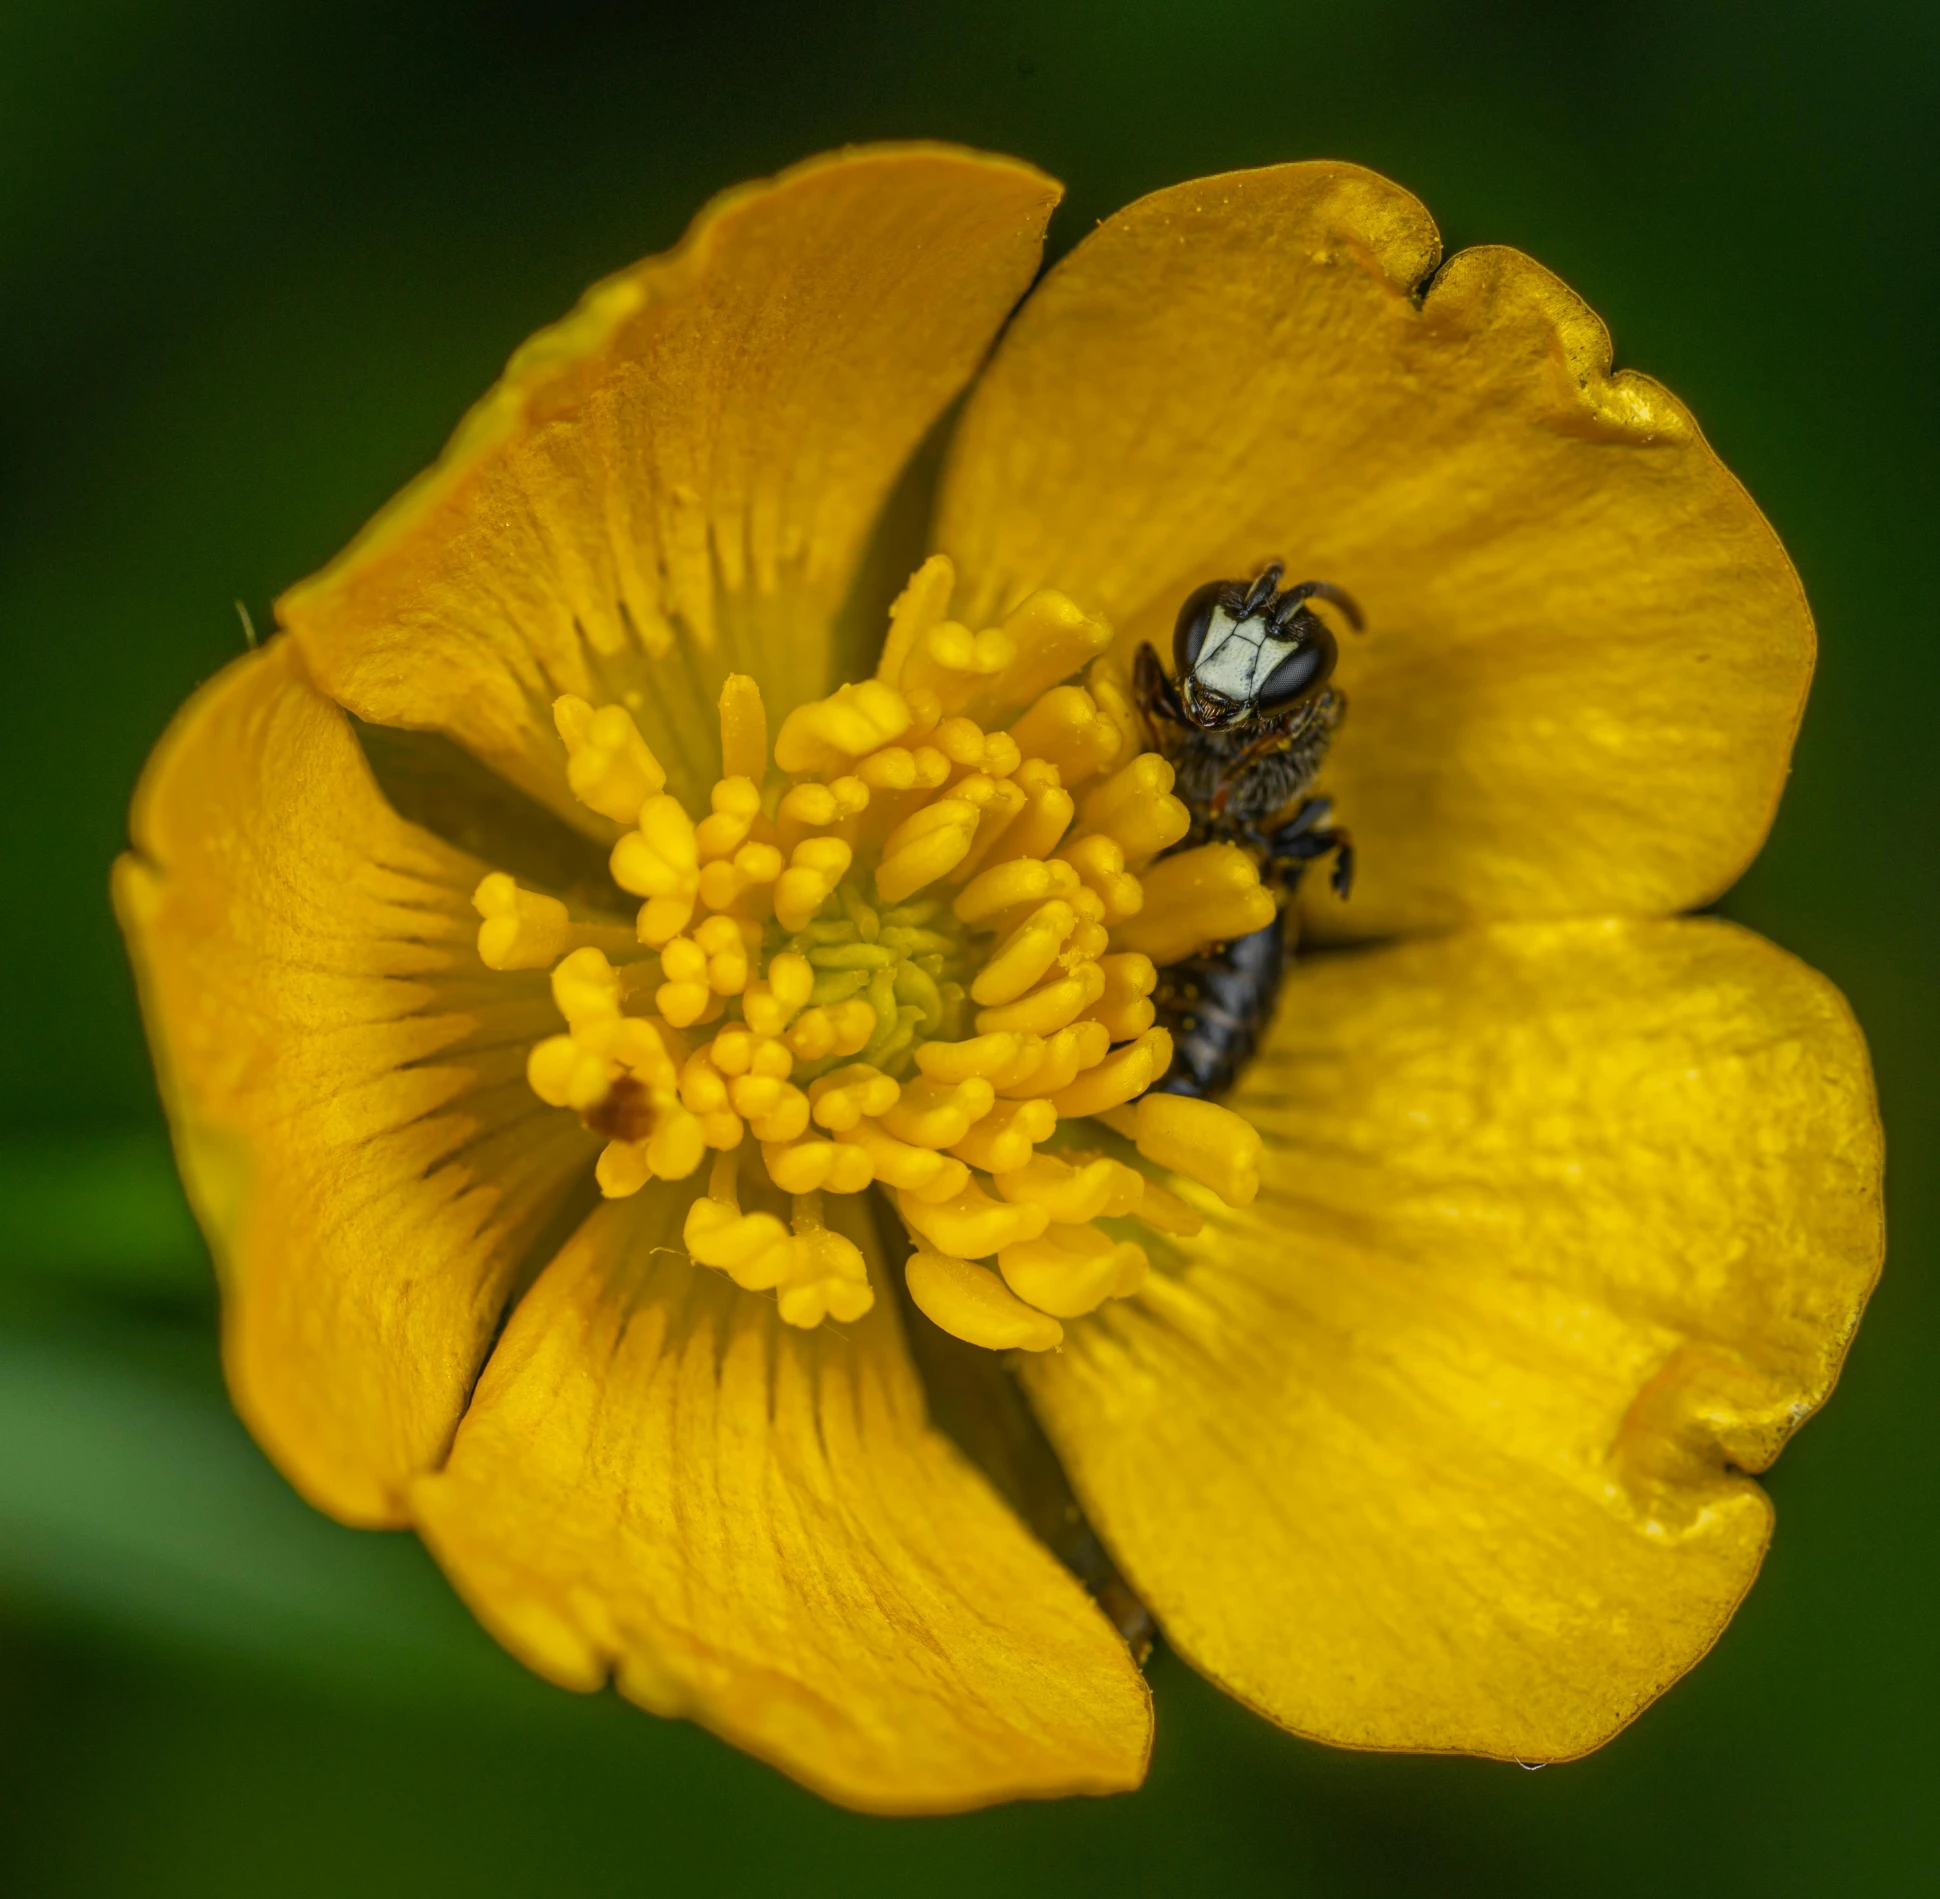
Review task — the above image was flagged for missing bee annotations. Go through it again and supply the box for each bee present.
[1135,562,1362,1099]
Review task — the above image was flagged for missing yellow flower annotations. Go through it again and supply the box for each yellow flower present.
[113,145,1882,1812]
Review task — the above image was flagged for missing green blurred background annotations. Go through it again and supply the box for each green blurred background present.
[3,1,1933,1892]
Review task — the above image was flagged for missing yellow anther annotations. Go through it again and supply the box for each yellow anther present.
[653,933,709,1025]
[685,1179,797,1291]
[994,1151,1145,1224]
[875,799,980,904]
[783,998,876,1062]
[947,777,1029,882]
[763,1135,875,1195]
[742,950,814,1036]
[471,872,573,972]
[855,744,950,792]
[1048,1026,1174,1117]
[953,856,1081,928]
[835,1119,970,1201]
[696,776,762,860]
[1116,843,1277,965]
[773,836,853,932]
[779,1195,875,1328]
[950,1097,1058,1174]
[914,1031,1027,1085]
[710,1027,790,1081]
[876,552,956,684]
[973,589,1114,716]
[677,1047,732,1115]
[898,1182,1049,1259]
[1078,753,1192,864]
[611,794,701,945]
[1061,920,1112,967]
[1128,1093,1263,1208]
[998,1222,1147,1318]
[1058,833,1145,924]
[985,1033,1051,1091]
[638,1103,707,1185]
[551,946,623,1026]
[976,961,1108,1039]
[661,936,708,983]
[905,1248,1062,1353]
[999,1019,1109,1098]
[1080,953,1156,1043]
[899,621,1016,714]
[553,695,666,824]
[1006,684,1124,787]
[595,1139,654,1199]
[808,1064,901,1132]
[932,717,989,770]
[692,913,754,993]
[978,775,1074,870]
[526,1034,614,1113]
[773,678,912,774]
[718,674,769,784]
[574,1012,663,1077]
[1086,664,1140,767]
[747,1083,810,1144]
[971,900,1077,1007]
[878,1075,996,1150]
[776,777,869,853]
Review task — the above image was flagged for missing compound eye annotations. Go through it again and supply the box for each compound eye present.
[1255,626,1337,710]
[1172,581,1230,676]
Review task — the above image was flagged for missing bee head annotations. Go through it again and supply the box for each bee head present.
[1171,567,1361,729]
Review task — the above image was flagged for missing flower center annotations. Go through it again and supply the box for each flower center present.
[471,558,1274,1350]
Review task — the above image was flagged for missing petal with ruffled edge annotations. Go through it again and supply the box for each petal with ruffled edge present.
[113,641,598,1525]
[1022,920,1881,1760]
[283,145,1060,820]
[936,163,1812,938]
[411,1185,1153,1813]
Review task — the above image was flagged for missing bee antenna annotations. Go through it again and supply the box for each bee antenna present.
[1241,562,1285,615]
[1273,579,1365,634]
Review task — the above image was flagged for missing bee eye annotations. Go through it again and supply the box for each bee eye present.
[1172,581,1230,676]
[1255,625,1337,710]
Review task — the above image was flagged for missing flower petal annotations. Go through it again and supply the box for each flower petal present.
[283,144,1060,818]
[1022,919,1881,1760]
[114,641,598,1526]
[411,1185,1153,1813]
[936,163,1812,936]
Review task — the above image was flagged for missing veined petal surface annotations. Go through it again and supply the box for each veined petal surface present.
[1023,919,1881,1760]
[411,1186,1152,1813]
[936,162,1812,937]
[284,144,1060,818]
[114,641,597,1525]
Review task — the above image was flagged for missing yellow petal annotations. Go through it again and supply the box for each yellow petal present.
[284,144,1060,818]
[1023,919,1880,1761]
[112,642,598,1526]
[411,1185,1150,1813]
[938,162,1811,936]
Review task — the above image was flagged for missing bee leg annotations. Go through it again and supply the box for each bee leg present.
[1264,797,1354,899]
[1134,641,1187,732]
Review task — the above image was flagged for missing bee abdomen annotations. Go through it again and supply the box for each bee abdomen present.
[1151,910,1290,1101]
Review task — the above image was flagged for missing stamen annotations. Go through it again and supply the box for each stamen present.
[1117,843,1277,966]
[471,872,571,970]
[998,1222,1148,1318]
[1118,1093,1263,1209]
[554,696,665,824]
[473,560,1282,1343]
[717,672,769,784]
[905,1248,1062,1353]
